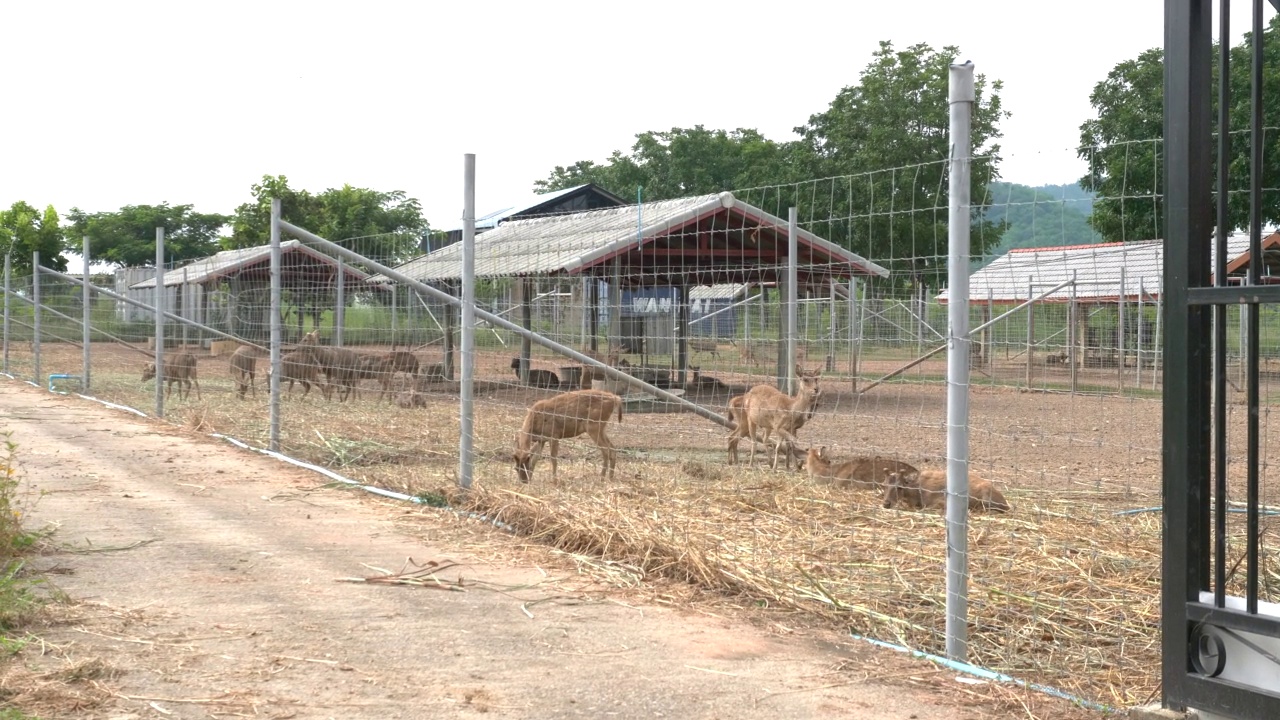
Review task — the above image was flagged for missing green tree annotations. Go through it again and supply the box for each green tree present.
[65,204,229,267]
[1078,15,1280,242]
[534,126,801,201]
[0,201,67,275]
[228,175,428,264]
[792,41,1009,290]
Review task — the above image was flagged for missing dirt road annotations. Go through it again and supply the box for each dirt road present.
[0,380,1072,719]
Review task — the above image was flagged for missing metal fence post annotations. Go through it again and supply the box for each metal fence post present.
[1119,266,1127,393]
[32,251,41,386]
[269,199,282,452]
[335,257,345,347]
[1070,272,1079,394]
[83,236,91,392]
[945,59,974,664]
[460,154,476,490]
[3,253,10,376]
[787,206,798,393]
[848,277,859,390]
[154,229,165,417]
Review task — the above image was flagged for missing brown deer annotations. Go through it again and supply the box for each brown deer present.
[803,447,919,491]
[511,357,560,389]
[741,367,822,469]
[270,346,329,399]
[881,469,1011,513]
[512,389,623,483]
[141,352,201,401]
[229,345,263,400]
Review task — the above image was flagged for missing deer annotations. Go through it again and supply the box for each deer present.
[740,367,823,470]
[802,447,919,491]
[269,346,329,400]
[510,357,561,389]
[512,389,623,483]
[881,469,1011,513]
[142,352,202,401]
[228,345,264,400]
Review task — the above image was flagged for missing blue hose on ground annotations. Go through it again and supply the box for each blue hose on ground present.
[849,633,1119,714]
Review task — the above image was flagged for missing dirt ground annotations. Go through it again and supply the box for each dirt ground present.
[0,380,1110,720]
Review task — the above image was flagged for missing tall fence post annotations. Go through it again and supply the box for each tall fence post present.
[1025,277,1034,388]
[1137,277,1146,389]
[82,236,91,391]
[827,280,837,372]
[269,199,282,452]
[335,257,346,347]
[1069,272,1079,394]
[3,253,10,376]
[786,206,798,393]
[1118,266,1127,394]
[945,58,974,664]
[459,154,477,490]
[1153,277,1164,391]
[154,229,165,417]
[848,277,859,391]
[32,251,41,386]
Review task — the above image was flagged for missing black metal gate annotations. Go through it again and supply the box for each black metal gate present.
[1164,1,1280,717]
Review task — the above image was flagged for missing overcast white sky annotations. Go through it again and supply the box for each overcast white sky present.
[2,0,1274,241]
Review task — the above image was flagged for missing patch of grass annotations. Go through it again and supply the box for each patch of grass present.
[0,434,44,635]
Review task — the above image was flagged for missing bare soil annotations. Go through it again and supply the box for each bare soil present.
[0,380,1106,720]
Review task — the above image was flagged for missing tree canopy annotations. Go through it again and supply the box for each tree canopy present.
[0,201,67,275]
[533,41,1009,291]
[65,203,229,267]
[228,175,428,264]
[1078,15,1280,241]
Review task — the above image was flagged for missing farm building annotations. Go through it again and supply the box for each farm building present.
[936,231,1272,368]
[126,240,375,342]
[377,191,887,377]
[427,183,628,251]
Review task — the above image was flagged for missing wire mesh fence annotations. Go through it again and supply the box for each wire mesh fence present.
[4,145,1280,710]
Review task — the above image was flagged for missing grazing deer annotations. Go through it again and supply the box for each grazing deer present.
[881,469,1011,513]
[802,447,919,491]
[270,346,329,399]
[512,389,623,483]
[741,367,823,470]
[142,352,201,401]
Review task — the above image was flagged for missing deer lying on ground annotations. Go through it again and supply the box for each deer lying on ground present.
[229,345,264,400]
[881,469,1011,513]
[510,357,560,389]
[512,389,623,483]
[142,352,202,401]
[740,367,823,470]
[802,447,919,490]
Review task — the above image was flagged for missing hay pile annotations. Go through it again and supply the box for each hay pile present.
[452,461,1166,707]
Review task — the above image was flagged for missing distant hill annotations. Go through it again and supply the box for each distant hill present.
[976,182,1102,267]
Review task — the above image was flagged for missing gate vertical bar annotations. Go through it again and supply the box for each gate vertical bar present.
[154,229,164,417]
[1245,0,1263,614]
[335,258,345,347]
[390,284,398,346]
[459,153,476,490]
[83,236,91,392]
[32,251,41,386]
[1214,0,1231,607]
[2,254,9,376]
[787,207,798,393]
[945,59,974,663]
[269,199,282,452]
[1161,0,1212,708]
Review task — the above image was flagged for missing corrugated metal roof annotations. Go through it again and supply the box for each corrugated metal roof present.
[130,239,371,289]
[689,284,748,301]
[938,230,1272,304]
[471,184,591,230]
[378,192,889,283]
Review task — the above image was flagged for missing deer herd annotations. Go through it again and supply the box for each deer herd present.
[139,339,1010,515]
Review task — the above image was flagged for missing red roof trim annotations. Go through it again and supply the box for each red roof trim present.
[1007,240,1157,254]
